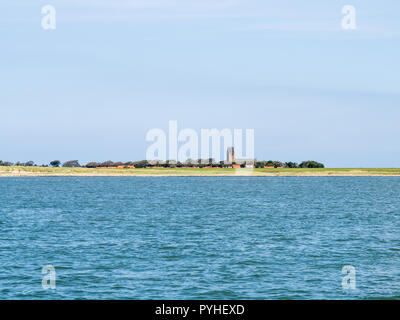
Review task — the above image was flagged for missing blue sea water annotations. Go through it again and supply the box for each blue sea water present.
[0,177,399,300]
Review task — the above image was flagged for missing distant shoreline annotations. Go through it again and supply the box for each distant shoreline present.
[1,167,400,177]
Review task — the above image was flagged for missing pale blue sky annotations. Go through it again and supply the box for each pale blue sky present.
[1,0,399,167]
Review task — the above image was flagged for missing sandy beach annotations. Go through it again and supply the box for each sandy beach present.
[1,167,400,177]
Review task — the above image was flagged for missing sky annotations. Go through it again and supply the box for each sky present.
[0,0,399,167]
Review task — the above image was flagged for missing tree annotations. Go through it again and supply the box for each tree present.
[265,160,274,166]
[0,160,13,166]
[284,162,298,168]
[50,160,61,167]
[99,160,114,167]
[62,160,80,168]
[273,161,283,168]
[132,160,148,168]
[255,161,265,168]
[299,160,325,168]
[85,162,99,168]
[24,161,35,167]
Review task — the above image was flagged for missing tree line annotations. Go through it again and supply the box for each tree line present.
[255,160,324,168]
[0,159,325,168]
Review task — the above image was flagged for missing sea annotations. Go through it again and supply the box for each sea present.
[0,177,399,299]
